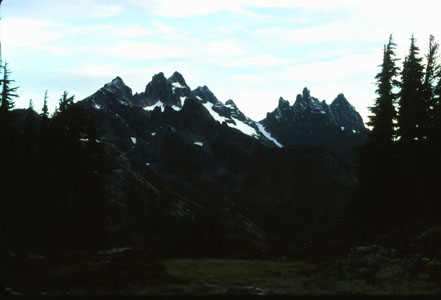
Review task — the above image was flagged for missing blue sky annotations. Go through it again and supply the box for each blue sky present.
[2,0,441,122]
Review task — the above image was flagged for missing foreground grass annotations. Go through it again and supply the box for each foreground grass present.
[137,258,439,296]
[5,247,440,295]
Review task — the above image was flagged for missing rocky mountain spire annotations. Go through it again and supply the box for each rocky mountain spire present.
[168,71,188,87]
[102,76,133,101]
[278,97,290,109]
[144,72,180,107]
[193,86,220,104]
[330,93,365,132]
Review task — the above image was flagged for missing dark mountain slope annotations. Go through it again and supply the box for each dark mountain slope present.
[74,72,362,255]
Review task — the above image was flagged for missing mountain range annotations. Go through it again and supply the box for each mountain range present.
[73,71,368,256]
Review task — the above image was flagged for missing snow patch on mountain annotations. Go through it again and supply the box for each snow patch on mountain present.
[172,81,185,89]
[256,123,283,148]
[131,137,136,144]
[227,117,259,138]
[202,101,229,123]
[143,101,165,112]
[194,142,203,146]
[92,100,102,110]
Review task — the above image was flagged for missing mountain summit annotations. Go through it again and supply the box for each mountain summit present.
[261,87,367,156]
[82,73,367,154]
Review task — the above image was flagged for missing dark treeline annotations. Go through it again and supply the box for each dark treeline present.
[0,63,110,256]
[347,34,441,238]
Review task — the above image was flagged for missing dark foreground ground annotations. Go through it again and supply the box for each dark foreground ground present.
[3,231,441,296]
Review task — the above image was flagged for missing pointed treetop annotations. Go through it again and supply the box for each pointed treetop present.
[42,90,49,118]
[58,91,74,113]
[1,61,18,112]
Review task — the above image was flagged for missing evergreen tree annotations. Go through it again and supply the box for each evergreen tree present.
[0,62,19,282]
[396,35,433,216]
[433,66,441,148]
[354,35,401,231]
[58,91,74,113]
[424,35,440,144]
[0,62,18,113]
[42,91,49,118]
[367,34,400,145]
[22,99,38,159]
[398,35,425,145]
[40,90,50,138]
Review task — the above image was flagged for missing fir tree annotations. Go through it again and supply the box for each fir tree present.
[397,35,431,215]
[22,99,38,159]
[367,34,400,145]
[42,91,49,118]
[398,35,425,145]
[58,91,74,113]
[0,62,18,113]
[433,66,441,147]
[40,90,50,136]
[354,35,401,230]
[423,35,440,144]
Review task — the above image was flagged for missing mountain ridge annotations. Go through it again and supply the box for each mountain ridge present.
[83,71,367,152]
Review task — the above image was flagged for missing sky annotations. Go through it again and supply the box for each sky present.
[2,0,441,123]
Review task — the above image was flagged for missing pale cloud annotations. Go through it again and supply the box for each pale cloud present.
[112,26,153,38]
[282,51,382,83]
[229,74,261,84]
[3,18,63,47]
[127,0,243,17]
[202,40,248,57]
[247,0,354,9]
[105,41,190,61]
[127,0,354,18]
[224,55,290,68]
[76,64,122,77]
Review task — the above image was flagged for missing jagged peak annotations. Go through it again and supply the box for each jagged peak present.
[335,93,346,101]
[292,88,326,114]
[225,99,237,108]
[104,76,125,88]
[302,87,311,99]
[193,85,219,104]
[144,72,169,93]
[195,85,210,92]
[151,72,167,82]
[102,76,132,99]
[168,71,187,86]
[331,93,354,110]
[278,97,290,109]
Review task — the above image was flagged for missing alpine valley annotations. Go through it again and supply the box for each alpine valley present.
[73,71,368,256]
